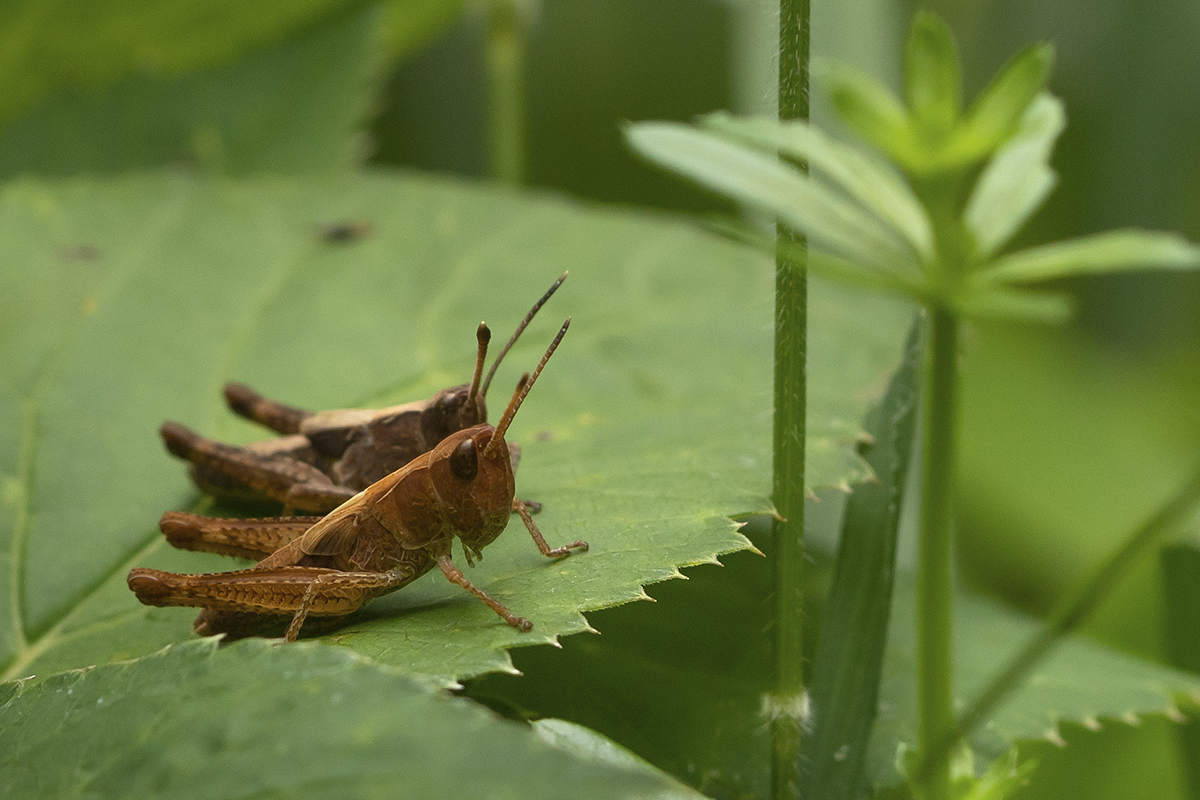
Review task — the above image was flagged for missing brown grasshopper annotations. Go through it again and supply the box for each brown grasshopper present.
[162,273,567,514]
[128,319,585,642]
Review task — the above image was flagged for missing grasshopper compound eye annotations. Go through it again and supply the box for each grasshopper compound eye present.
[449,438,479,481]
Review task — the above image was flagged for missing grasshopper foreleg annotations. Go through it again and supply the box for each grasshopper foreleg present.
[512,499,588,558]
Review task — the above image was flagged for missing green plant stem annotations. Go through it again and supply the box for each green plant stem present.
[485,0,526,184]
[915,304,958,800]
[772,1,809,798]
[917,463,1200,781]
[909,167,970,800]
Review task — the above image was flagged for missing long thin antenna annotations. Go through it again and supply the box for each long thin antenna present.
[480,271,568,399]
[466,322,491,408]
[484,317,570,459]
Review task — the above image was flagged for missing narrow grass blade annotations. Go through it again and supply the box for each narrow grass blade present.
[800,317,922,800]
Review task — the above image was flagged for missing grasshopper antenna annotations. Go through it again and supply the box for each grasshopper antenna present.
[480,271,568,400]
[485,317,570,459]
[465,322,491,412]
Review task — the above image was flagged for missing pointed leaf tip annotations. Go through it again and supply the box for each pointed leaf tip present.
[904,11,962,133]
[963,42,1056,153]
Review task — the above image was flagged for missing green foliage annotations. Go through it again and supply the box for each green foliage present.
[0,0,463,128]
[0,638,704,798]
[1,5,1197,800]
[462,512,1200,798]
[627,11,1200,800]
[0,7,385,177]
[625,24,1200,324]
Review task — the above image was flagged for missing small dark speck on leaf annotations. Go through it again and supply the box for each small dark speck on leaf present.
[535,430,555,443]
[59,244,101,262]
[319,221,373,243]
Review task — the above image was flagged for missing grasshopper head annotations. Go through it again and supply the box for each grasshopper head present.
[430,316,570,566]
[423,383,488,443]
[428,425,514,563]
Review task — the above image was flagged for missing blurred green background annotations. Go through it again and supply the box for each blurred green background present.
[3,0,1198,795]
[369,0,1200,658]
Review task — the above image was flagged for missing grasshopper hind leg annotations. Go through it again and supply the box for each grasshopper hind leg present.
[223,383,313,435]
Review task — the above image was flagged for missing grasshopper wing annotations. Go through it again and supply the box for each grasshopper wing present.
[299,491,368,556]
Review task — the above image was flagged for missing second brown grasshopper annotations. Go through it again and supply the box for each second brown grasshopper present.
[162,273,567,514]
[128,319,585,641]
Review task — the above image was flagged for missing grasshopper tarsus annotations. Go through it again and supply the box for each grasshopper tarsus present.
[436,553,533,632]
[514,499,588,558]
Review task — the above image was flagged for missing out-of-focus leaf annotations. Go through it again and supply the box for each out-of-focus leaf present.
[953,286,1073,324]
[0,0,345,124]
[903,11,961,135]
[700,113,934,262]
[0,0,462,127]
[868,575,1200,789]
[801,319,921,800]
[974,230,1200,287]
[383,0,464,58]
[0,170,913,685]
[624,121,916,271]
[532,718,705,798]
[958,44,1055,163]
[1159,543,1200,799]
[965,94,1065,258]
[816,60,918,168]
[0,6,384,178]
[0,638,705,799]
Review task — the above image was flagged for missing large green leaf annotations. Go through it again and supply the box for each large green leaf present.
[0,637,704,799]
[0,6,385,177]
[0,170,912,684]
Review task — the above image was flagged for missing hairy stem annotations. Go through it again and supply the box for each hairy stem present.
[772,0,810,797]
